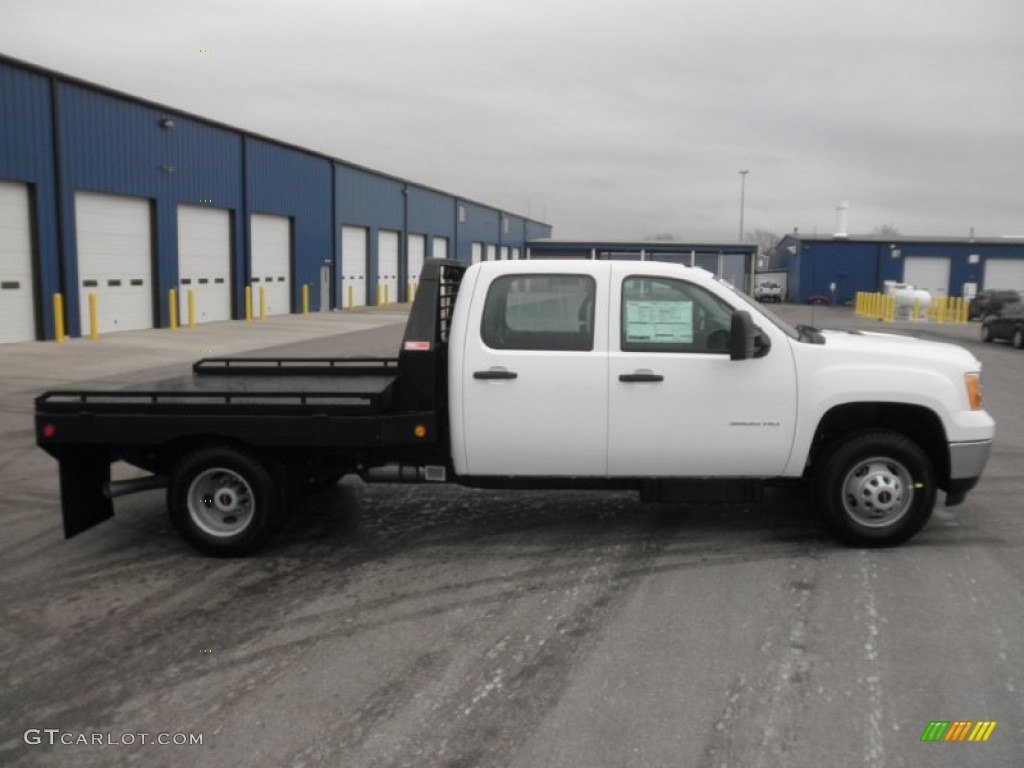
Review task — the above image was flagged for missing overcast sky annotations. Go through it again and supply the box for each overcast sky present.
[3,0,1023,241]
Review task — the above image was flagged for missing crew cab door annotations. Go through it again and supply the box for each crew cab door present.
[454,263,610,476]
[607,263,797,476]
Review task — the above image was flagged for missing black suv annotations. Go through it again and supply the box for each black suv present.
[981,301,1024,348]
[969,289,1021,320]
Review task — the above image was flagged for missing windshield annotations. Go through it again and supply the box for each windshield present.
[716,279,802,341]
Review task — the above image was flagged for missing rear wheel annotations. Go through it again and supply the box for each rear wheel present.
[1013,328,1023,349]
[813,431,936,547]
[981,324,993,342]
[168,446,283,556]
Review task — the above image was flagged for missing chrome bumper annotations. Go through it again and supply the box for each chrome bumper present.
[949,439,993,480]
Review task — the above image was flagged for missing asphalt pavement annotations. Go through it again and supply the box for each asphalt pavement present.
[1,303,1021,768]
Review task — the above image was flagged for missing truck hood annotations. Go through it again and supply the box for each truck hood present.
[818,329,982,371]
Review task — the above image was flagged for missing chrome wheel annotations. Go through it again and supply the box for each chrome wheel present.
[841,456,913,528]
[187,468,256,538]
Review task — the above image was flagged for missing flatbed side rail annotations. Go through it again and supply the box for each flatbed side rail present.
[36,388,387,414]
[193,357,399,376]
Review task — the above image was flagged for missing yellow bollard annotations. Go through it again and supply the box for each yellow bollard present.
[384,283,389,306]
[302,283,309,315]
[963,298,971,323]
[169,289,178,330]
[376,284,382,307]
[88,292,99,339]
[188,289,196,329]
[53,293,65,343]
[259,286,266,320]
[245,286,252,322]
[348,285,354,310]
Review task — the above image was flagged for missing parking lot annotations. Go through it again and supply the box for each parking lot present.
[1,303,1022,767]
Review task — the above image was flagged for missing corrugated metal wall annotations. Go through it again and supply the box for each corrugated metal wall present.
[1,54,551,337]
[0,62,60,339]
[247,139,332,311]
[782,237,1024,303]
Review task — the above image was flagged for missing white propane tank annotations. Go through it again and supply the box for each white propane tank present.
[884,282,932,319]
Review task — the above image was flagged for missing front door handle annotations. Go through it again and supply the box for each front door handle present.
[619,372,664,383]
[474,369,518,380]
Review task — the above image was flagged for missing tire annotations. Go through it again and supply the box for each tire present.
[1013,328,1024,350]
[167,446,283,556]
[981,324,993,342]
[813,430,936,547]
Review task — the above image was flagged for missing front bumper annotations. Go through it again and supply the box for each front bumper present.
[945,439,993,506]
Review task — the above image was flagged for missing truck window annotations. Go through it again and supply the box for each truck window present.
[481,274,596,351]
[621,276,733,354]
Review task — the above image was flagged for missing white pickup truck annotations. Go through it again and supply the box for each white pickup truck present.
[37,259,995,555]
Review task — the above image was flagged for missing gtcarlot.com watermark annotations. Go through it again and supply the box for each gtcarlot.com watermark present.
[24,729,203,747]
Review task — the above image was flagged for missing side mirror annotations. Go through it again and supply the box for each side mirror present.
[730,311,755,360]
[730,311,771,360]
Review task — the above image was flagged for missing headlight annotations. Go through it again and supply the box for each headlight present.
[965,372,982,410]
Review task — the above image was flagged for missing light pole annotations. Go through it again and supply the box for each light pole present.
[738,170,749,241]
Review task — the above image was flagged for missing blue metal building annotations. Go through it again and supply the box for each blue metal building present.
[775,234,1024,304]
[526,240,758,292]
[0,53,551,342]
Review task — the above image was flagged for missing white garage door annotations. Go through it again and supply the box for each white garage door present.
[178,205,231,324]
[903,256,950,297]
[251,214,291,316]
[0,181,35,343]
[471,242,483,264]
[408,234,425,298]
[341,225,367,308]
[432,237,448,260]
[511,247,521,260]
[378,230,399,305]
[75,191,153,335]
[983,259,1024,291]
[486,244,497,262]
[500,246,509,261]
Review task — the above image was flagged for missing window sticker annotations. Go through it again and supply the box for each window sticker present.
[626,300,693,343]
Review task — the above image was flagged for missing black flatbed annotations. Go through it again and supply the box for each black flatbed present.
[35,258,467,543]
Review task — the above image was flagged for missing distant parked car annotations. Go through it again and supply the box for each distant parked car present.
[969,289,1020,320]
[981,301,1024,348]
[754,281,783,303]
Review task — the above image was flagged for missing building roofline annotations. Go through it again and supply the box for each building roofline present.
[780,233,1024,246]
[527,238,756,250]
[0,51,549,227]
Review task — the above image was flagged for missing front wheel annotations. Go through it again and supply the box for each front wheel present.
[1013,328,1023,349]
[168,446,283,556]
[813,431,936,547]
[981,324,993,342]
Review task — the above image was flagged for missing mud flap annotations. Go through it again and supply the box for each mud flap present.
[58,447,113,538]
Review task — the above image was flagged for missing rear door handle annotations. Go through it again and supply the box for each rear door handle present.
[474,369,518,380]
[619,372,664,383]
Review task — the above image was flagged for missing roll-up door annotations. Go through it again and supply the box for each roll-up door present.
[0,181,35,343]
[983,259,1024,290]
[903,257,950,297]
[486,244,496,262]
[471,242,482,264]
[341,225,367,308]
[511,247,521,260]
[75,191,153,335]
[378,230,399,305]
[500,246,509,261]
[178,205,231,323]
[250,214,291,316]
[432,236,448,260]
[408,234,425,299]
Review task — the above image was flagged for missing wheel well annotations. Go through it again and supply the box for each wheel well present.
[808,403,950,489]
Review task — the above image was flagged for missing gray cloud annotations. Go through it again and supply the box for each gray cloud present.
[3,0,1023,240]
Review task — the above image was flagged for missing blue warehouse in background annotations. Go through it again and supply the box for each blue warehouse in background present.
[772,233,1024,305]
[0,53,551,342]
